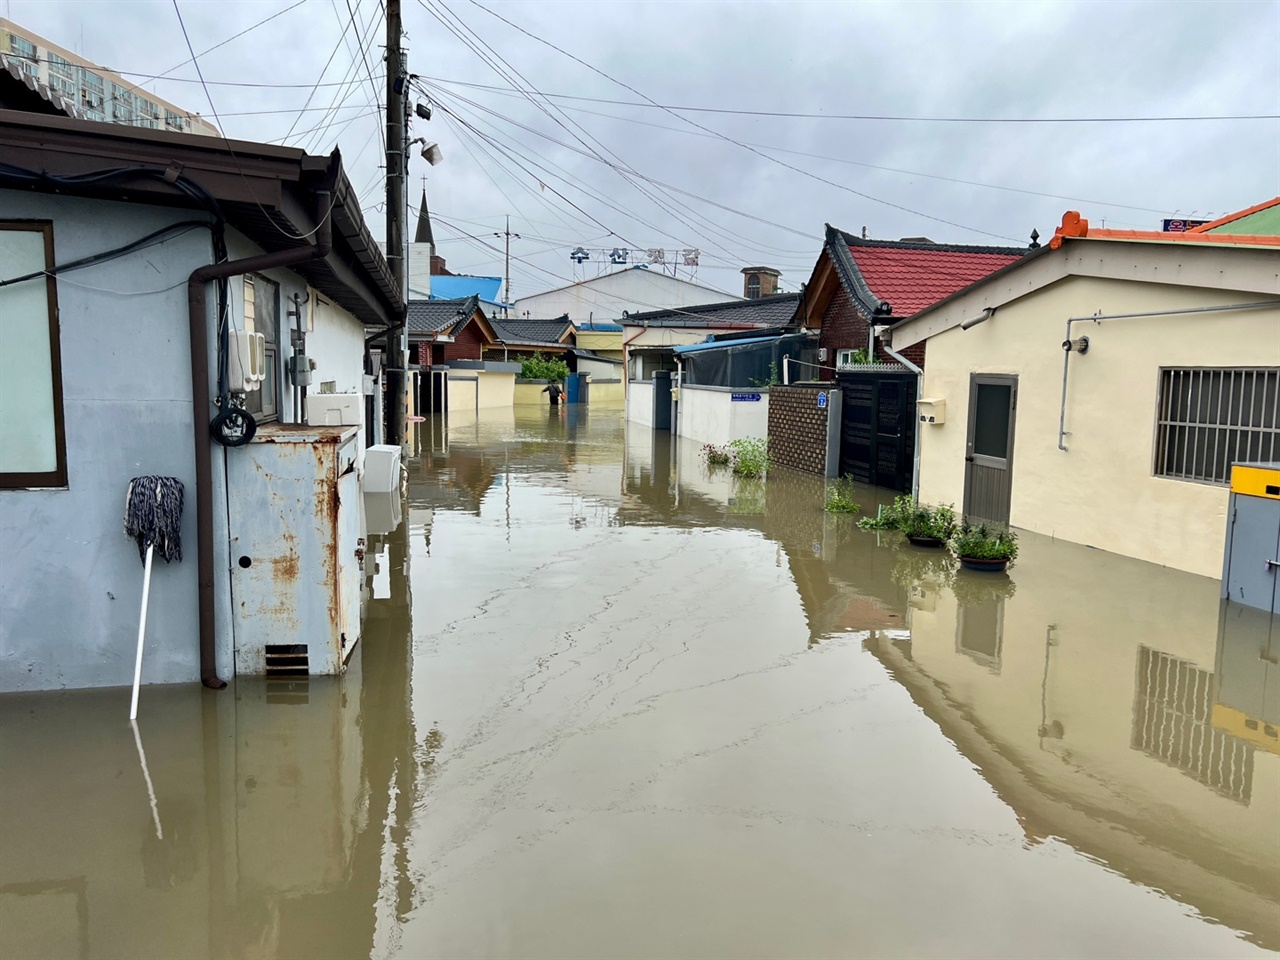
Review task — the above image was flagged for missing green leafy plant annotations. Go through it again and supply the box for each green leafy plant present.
[749,361,781,388]
[702,443,733,468]
[848,347,871,365]
[856,494,916,530]
[900,502,957,541]
[729,437,769,478]
[890,546,955,590]
[949,522,1019,562]
[518,352,570,382]
[948,568,1017,605]
[727,477,767,515]
[824,477,862,514]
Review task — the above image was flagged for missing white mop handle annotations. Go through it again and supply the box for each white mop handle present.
[129,543,155,721]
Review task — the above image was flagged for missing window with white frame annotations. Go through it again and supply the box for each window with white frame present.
[1154,367,1279,485]
[243,275,279,420]
[836,348,857,369]
[0,222,68,488]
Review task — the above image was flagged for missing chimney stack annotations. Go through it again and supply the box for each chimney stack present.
[740,266,781,299]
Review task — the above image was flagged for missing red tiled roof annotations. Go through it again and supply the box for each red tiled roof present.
[848,245,1023,317]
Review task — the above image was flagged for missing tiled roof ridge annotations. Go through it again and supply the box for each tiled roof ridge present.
[830,225,1028,257]
[626,291,800,322]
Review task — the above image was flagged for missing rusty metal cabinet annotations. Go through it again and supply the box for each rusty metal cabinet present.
[228,424,363,676]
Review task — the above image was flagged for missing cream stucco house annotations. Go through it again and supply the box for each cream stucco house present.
[887,210,1279,579]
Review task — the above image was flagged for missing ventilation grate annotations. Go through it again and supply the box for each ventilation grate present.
[264,643,309,678]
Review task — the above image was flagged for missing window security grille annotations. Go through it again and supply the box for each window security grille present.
[1154,367,1279,485]
[1131,646,1253,804]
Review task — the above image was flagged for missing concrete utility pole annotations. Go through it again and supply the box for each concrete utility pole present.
[384,0,407,444]
[494,215,519,318]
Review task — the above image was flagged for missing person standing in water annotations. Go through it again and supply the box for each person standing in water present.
[542,380,564,406]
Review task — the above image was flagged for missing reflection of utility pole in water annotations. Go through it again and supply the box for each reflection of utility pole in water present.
[1039,624,1065,748]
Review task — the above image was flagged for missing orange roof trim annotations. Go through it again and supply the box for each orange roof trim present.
[1188,197,1280,233]
[1049,210,1280,250]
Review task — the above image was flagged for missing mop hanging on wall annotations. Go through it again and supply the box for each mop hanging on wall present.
[123,476,185,721]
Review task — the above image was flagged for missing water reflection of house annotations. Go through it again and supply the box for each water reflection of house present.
[880,531,1280,950]
[619,431,1278,948]
[0,511,420,958]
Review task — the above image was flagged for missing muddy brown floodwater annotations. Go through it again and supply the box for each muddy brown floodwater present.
[2,406,1277,959]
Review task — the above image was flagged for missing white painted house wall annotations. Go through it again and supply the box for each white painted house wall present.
[514,267,737,323]
[0,188,382,693]
[307,291,368,395]
[677,385,770,446]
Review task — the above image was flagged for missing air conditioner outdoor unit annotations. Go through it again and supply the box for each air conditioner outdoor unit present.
[229,330,265,393]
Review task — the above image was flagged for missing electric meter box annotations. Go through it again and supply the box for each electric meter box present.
[1221,462,1280,613]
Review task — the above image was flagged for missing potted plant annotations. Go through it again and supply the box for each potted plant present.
[949,522,1019,573]
[856,494,915,531]
[900,502,957,548]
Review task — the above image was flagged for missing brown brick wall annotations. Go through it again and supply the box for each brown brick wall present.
[817,279,927,369]
[768,385,830,475]
[443,321,486,362]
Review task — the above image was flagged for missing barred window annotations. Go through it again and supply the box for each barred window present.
[1154,368,1279,485]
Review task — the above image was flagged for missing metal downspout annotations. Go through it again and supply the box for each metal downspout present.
[882,342,923,501]
[185,187,335,689]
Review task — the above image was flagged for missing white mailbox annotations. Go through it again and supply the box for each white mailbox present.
[917,397,946,424]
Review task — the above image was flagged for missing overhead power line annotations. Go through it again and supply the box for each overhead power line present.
[461,0,1022,243]
[427,79,1175,217]
[155,0,310,81]
[423,73,1280,124]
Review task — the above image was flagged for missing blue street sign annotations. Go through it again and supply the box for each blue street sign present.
[731,393,762,402]
[817,391,828,409]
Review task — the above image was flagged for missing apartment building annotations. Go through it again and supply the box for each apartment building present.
[0,18,219,136]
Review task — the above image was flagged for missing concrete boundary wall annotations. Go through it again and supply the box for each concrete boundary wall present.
[627,381,654,427]
[677,384,770,447]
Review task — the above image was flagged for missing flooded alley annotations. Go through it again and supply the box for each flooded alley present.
[2,407,1277,959]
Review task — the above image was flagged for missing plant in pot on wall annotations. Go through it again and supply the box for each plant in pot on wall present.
[950,522,1019,573]
[900,502,957,548]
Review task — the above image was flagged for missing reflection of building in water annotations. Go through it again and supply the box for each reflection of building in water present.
[876,530,1280,952]
[1214,601,1280,756]
[1132,646,1253,803]
[0,498,419,959]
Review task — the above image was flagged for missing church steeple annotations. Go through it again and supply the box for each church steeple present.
[414,187,434,250]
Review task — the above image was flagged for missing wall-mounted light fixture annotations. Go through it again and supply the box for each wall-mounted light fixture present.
[1062,336,1090,354]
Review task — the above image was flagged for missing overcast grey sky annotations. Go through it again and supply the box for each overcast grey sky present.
[11,0,1280,300]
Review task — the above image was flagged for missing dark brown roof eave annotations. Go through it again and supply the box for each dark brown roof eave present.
[0,108,402,325]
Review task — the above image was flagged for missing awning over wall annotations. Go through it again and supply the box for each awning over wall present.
[674,333,818,388]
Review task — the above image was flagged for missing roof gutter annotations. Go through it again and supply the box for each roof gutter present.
[185,158,337,690]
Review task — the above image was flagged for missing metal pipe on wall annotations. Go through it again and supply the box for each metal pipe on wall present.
[186,184,335,689]
[1055,300,1278,453]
